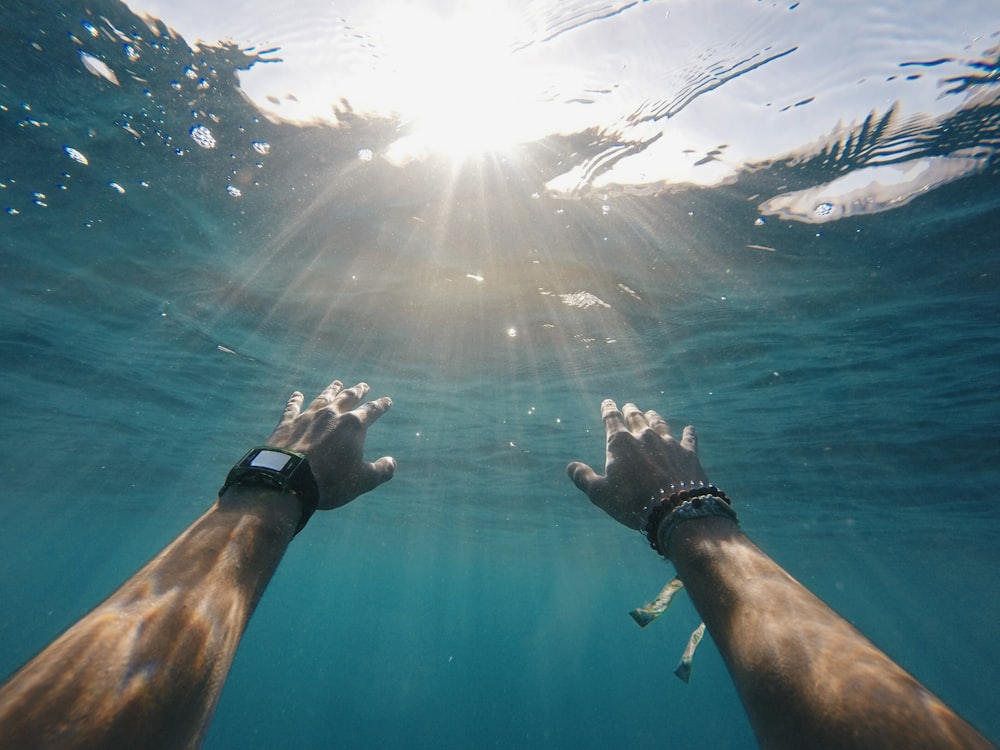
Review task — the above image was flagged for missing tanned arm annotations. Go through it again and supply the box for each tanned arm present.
[0,379,396,750]
[568,398,994,750]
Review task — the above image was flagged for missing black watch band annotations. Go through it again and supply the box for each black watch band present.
[219,446,320,534]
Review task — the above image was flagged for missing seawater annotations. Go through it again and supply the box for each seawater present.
[1,2,998,748]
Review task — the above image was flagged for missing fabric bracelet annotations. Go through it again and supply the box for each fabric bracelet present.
[657,494,738,558]
[644,485,737,559]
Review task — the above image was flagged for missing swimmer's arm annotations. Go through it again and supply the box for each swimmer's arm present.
[0,380,396,750]
[670,516,994,750]
[0,486,300,750]
[567,398,994,750]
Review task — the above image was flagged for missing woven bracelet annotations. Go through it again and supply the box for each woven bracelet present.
[644,485,737,558]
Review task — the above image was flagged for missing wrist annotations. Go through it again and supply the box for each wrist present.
[668,514,743,566]
[217,483,304,539]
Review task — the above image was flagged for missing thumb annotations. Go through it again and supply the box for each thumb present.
[566,461,600,495]
[368,456,397,489]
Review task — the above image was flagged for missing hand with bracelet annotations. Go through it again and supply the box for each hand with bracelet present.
[0,379,395,750]
[567,398,993,750]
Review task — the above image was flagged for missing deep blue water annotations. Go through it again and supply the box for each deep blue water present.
[1,2,999,747]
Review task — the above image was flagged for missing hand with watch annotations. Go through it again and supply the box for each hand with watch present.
[0,378,398,750]
[220,380,397,534]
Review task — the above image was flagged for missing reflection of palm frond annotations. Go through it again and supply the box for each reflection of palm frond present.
[942,49,1000,95]
[772,92,999,185]
[813,106,905,172]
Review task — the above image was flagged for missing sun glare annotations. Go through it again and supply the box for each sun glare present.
[375,3,539,163]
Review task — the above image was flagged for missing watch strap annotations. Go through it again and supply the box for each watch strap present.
[219,446,320,534]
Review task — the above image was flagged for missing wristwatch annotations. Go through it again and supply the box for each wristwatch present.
[219,446,320,534]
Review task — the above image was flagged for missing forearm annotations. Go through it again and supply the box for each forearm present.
[671,517,994,750]
[0,486,300,750]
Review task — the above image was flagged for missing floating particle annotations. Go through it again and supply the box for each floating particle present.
[189,124,216,149]
[109,181,125,193]
[617,283,641,301]
[560,291,610,309]
[252,140,270,155]
[79,51,120,86]
[226,184,242,198]
[123,43,140,62]
[81,20,98,37]
[63,146,89,164]
[357,148,373,162]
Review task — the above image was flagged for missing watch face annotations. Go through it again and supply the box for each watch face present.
[249,449,293,473]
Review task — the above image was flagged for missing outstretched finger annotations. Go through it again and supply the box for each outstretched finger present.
[646,409,671,438]
[274,391,304,430]
[307,380,344,411]
[354,396,393,426]
[333,382,370,411]
[623,402,648,433]
[567,460,601,494]
[601,399,627,437]
[680,424,698,452]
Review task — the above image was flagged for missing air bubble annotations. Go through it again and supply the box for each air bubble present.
[190,124,216,149]
[63,146,89,165]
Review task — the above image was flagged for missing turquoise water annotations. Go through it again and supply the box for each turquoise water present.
[1,1,999,747]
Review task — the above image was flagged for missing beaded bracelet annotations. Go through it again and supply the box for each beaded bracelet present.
[643,484,737,558]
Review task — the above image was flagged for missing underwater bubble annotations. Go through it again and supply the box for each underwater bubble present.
[814,202,834,217]
[226,184,242,197]
[79,51,119,86]
[190,125,216,149]
[63,146,88,165]
[252,141,271,155]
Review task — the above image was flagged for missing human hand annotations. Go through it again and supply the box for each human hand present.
[566,399,708,530]
[265,380,396,510]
